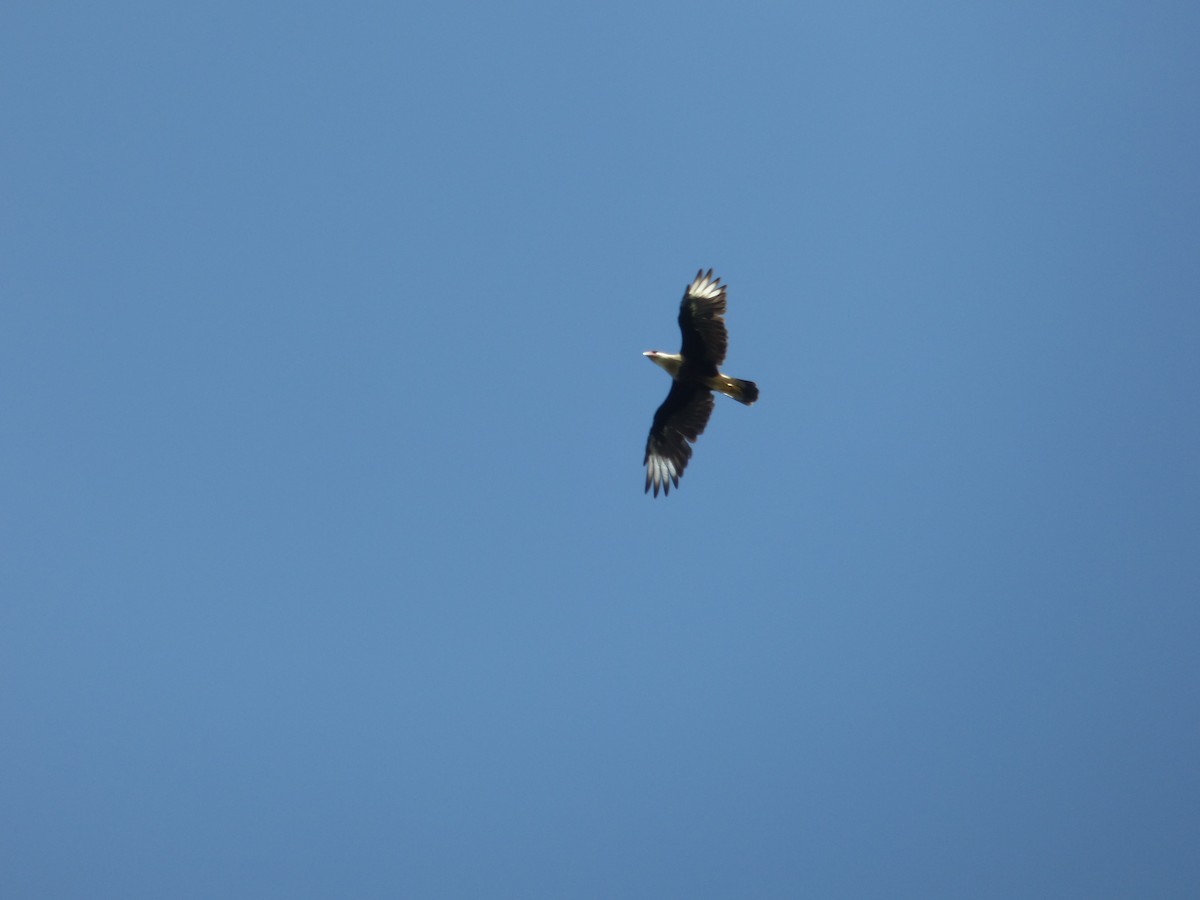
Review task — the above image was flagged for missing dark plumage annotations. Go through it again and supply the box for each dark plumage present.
[642,270,758,496]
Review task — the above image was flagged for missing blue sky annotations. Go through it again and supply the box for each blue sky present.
[3,2,1199,897]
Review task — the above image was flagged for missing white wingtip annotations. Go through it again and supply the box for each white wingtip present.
[688,269,724,300]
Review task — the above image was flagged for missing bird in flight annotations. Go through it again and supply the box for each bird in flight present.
[642,269,759,497]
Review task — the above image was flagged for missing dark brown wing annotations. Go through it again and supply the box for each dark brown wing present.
[643,380,715,497]
[678,269,728,376]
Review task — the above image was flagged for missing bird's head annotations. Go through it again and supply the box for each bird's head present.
[643,350,683,377]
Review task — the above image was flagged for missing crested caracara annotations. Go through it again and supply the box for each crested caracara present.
[642,269,758,497]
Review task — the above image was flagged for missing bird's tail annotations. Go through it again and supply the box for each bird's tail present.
[715,375,759,406]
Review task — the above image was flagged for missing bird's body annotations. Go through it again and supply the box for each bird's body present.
[642,269,758,496]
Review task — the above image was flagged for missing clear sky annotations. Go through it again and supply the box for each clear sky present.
[3,2,1199,897]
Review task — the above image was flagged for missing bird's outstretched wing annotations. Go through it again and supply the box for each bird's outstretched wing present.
[644,381,715,497]
[678,269,728,375]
